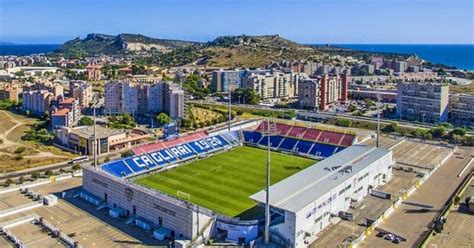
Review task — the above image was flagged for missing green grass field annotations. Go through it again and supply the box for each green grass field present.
[135,146,316,217]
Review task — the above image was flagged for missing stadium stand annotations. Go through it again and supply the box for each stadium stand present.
[295,140,314,154]
[258,135,284,148]
[278,137,299,151]
[133,131,208,155]
[339,134,355,146]
[287,126,306,139]
[101,161,134,177]
[101,132,239,178]
[246,122,355,159]
[309,143,338,158]
[317,130,344,145]
[255,122,355,147]
[243,131,263,144]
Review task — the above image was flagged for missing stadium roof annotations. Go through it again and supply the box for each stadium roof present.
[249,145,391,213]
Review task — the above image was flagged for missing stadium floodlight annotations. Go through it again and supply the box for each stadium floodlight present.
[93,96,98,169]
[228,83,232,132]
[261,118,278,245]
[376,91,381,148]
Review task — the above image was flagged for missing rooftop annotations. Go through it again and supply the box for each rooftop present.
[249,145,391,213]
[59,97,76,104]
[69,125,125,140]
[51,108,70,116]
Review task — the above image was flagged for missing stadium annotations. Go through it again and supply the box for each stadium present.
[81,120,393,247]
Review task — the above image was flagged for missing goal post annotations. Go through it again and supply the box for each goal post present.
[177,190,191,201]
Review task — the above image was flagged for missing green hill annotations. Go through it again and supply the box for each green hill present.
[55,33,323,67]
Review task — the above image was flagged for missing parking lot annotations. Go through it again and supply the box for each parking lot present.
[0,191,32,211]
[391,140,452,170]
[425,175,474,248]
[362,147,473,247]
[310,136,456,248]
[0,177,167,247]
[8,222,64,248]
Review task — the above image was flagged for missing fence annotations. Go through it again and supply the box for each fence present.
[0,201,43,218]
[0,172,81,195]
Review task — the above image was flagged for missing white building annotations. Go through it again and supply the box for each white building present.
[104,81,185,119]
[396,81,449,123]
[250,145,393,248]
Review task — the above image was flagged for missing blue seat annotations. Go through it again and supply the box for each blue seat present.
[242,131,262,144]
[168,144,196,160]
[101,160,133,177]
[157,149,177,163]
[148,151,170,166]
[123,155,156,173]
[188,140,211,154]
[279,137,298,151]
[309,143,338,158]
[295,140,314,154]
[213,135,230,147]
[204,136,226,148]
[258,136,283,148]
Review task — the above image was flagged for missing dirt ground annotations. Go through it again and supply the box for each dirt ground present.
[0,110,74,172]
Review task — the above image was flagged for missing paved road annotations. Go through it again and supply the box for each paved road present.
[362,147,473,248]
[190,100,474,134]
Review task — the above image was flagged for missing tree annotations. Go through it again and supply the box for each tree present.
[122,113,133,125]
[156,112,172,126]
[364,98,375,107]
[430,127,446,138]
[383,122,399,133]
[451,127,467,137]
[336,118,353,127]
[347,104,357,112]
[31,171,40,179]
[5,178,14,186]
[464,136,474,146]
[14,70,25,77]
[78,116,94,126]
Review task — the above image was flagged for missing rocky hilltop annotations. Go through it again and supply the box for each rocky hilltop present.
[54,33,198,56]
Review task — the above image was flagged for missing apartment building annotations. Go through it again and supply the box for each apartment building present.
[211,69,245,92]
[449,94,474,126]
[242,70,299,101]
[50,97,81,129]
[104,81,184,119]
[298,74,349,110]
[86,63,102,81]
[164,83,185,119]
[396,81,449,123]
[22,90,54,115]
[0,82,20,102]
[69,81,93,109]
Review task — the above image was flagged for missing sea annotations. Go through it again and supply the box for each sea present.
[0,44,59,56]
[337,44,474,71]
[1,43,473,71]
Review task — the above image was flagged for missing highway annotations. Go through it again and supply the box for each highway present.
[191,100,473,134]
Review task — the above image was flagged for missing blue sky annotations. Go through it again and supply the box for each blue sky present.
[0,0,473,44]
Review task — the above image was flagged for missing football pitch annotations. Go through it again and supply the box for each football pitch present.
[135,146,316,217]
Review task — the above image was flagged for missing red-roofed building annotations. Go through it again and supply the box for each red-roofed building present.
[50,97,81,129]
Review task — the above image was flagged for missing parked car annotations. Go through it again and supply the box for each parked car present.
[392,237,401,244]
[376,232,385,238]
[385,234,394,241]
